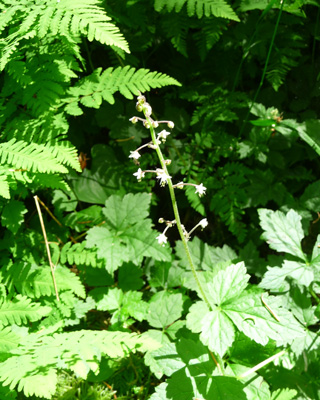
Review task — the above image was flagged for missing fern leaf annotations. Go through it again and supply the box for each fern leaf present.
[0,329,158,398]
[155,0,239,20]
[0,295,51,326]
[0,327,20,353]
[0,139,68,174]
[0,174,10,199]
[65,66,181,113]
[3,263,85,299]
[60,242,104,268]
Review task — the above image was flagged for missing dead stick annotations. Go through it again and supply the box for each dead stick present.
[34,195,60,302]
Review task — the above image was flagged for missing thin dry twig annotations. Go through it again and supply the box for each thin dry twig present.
[261,293,280,322]
[36,196,62,226]
[34,195,60,302]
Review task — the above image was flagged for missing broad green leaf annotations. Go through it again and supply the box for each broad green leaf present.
[271,389,298,400]
[118,262,144,291]
[297,120,320,156]
[147,291,184,329]
[176,237,237,272]
[227,364,271,400]
[86,194,171,274]
[199,309,235,356]
[202,262,249,305]
[1,200,27,235]
[258,209,306,260]
[260,260,314,290]
[224,292,305,347]
[103,192,151,229]
[300,180,320,211]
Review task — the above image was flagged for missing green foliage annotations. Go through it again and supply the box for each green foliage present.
[1,0,320,398]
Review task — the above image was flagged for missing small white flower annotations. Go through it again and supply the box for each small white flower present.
[133,168,145,181]
[164,159,171,165]
[143,104,152,117]
[156,233,167,246]
[152,121,159,128]
[156,169,171,186]
[167,121,174,129]
[195,183,207,197]
[129,117,138,124]
[199,218,208,229]
[158,130,171,142]
[129,150,141,160]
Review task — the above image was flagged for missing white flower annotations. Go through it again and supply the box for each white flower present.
[133,168,145,181]
[152,121,159,128]
[156,233,167,246]
[158,130,171,142]
[167,121,174,129]
[199,218,208,229]
[156,169,171,186]
[129,150,141,160]
[195,183,206,197]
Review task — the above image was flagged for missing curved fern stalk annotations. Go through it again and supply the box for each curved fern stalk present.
[0,0,130,71]
[64,66,181,115]
[154,0,240,20]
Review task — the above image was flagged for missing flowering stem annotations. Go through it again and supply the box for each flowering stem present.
[145,114,211,309]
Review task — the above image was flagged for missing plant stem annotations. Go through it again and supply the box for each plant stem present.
[237,350,286,379]
[145,116,211,309]
[34,195,60,302]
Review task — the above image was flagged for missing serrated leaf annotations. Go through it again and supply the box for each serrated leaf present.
[1,200,27,235]
[86,193,171,274]
[258,209,306,260]
[147,291,184,329]
[150,337,246,400]
[260,260,314,290]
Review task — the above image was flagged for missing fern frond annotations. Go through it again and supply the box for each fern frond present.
[3,263,85,299]
[0,329,158,398]
[0,0,129,70]
[0,327,20,352]
[60,242,104,268]
[155,0,239,20]
[65,66,181,114]
[0,139,68,174]
[0,294,51,326]
[193,17,227,60]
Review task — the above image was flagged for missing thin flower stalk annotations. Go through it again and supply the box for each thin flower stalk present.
[141,108,211,309]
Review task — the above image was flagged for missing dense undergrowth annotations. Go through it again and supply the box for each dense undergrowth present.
[0,0,320,399]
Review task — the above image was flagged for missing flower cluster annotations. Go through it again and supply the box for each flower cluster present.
[129,93,208,246]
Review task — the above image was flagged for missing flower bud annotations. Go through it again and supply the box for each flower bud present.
[158,218,165,223]
[167,121,174,129]
[164,159,171,165]
[143,120,151,129]
[129,116,138,124]
[152,121,159,128]
[136,103,143,112]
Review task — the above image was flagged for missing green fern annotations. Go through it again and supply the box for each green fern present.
[0,0,130,71]
[64,66,181,115]
[154,0,239,20]
[0,139,69,174]
[3,263,86,299]
[0,294,51,326]
[60,242,104,268]
[0,328,158,398]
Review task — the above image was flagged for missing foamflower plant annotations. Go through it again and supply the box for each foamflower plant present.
[128,92,210,307]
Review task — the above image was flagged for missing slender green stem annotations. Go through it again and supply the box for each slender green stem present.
[145,115,211,309]
[237,350,286,379]
[239,0,285,137]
